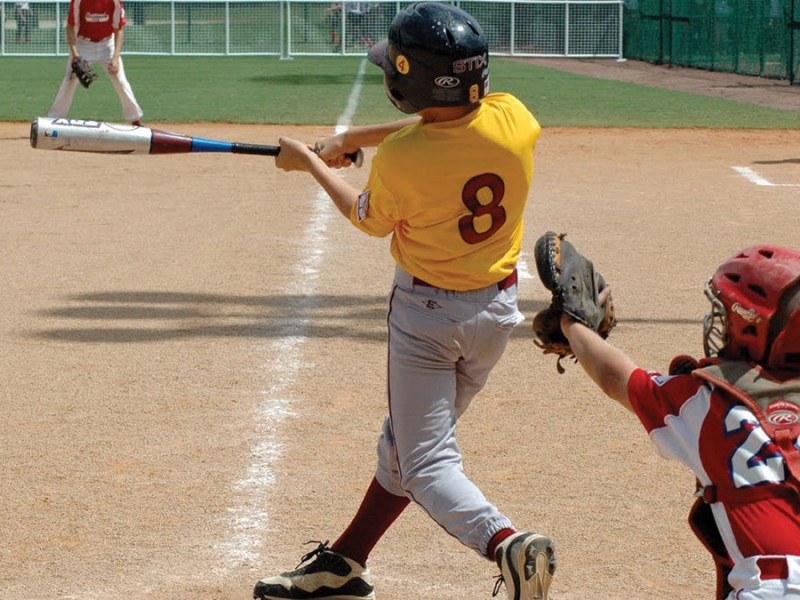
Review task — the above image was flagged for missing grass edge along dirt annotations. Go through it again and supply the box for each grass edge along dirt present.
[2,56,798,128]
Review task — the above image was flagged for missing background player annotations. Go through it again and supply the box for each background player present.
[47,0,144,125]
[14,1,34,44]
[256,3,555,599]
[560,245,800,599]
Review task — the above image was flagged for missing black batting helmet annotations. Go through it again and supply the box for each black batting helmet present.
[368,2,490,114]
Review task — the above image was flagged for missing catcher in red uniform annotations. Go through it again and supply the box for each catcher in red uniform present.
[558,244,800,600]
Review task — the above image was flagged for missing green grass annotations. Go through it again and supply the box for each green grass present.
[2,55,798,128]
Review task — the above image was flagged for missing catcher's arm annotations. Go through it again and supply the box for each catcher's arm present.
[559,305,636,411]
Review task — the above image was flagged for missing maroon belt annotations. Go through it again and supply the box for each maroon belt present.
[757,557,789,580]
[413,269,518,291]
[78,35,111,42]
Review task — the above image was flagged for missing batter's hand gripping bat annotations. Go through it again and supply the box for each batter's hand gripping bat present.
[29,117,364,167]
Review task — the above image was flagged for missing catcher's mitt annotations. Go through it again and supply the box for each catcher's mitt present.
[71,56,97,89]
[532,231,616,373]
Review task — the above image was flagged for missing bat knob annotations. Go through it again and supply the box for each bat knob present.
[313,144,364,169]
[349,149,364,168]
[30,117,39,149]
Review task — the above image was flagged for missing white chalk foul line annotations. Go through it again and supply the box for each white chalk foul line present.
[215,60,368,573]
[338,59,368,131]
[732,166,800,187]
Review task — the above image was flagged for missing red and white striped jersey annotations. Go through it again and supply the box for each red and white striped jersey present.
[628,367,800,561]
[68,0,126,40]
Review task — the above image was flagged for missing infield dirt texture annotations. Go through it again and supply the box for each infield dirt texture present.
[1,60,799,599]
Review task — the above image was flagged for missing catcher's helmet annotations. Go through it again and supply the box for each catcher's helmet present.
[704,245,800,370]
[368,1,489,114]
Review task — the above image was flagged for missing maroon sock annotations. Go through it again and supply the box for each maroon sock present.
[487,528,517,561]
[331,477,410,565]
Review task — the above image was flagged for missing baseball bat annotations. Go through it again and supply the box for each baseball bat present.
[29,117,364,167]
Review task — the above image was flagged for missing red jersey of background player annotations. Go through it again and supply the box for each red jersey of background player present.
[629,366,800,558]
[68,0,126,41]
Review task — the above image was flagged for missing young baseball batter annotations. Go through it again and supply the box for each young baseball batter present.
[560,245,800,599]
[258,3,554,600]
[47,0,144,125]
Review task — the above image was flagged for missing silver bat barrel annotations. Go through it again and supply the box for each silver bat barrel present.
[30,117,153,154]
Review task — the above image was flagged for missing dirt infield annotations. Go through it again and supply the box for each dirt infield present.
[1,121,798,600]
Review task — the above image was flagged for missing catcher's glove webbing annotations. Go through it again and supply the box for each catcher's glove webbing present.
[532,231,616,373]
[71,56,97,89]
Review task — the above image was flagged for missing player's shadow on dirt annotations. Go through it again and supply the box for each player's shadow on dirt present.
[753,158,800,164]
[31,291,690,344]
[30,290,559,344]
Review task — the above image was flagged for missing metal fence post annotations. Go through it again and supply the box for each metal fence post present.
[791,0,798,83]
[170,0,175,54]
[225,1,230,54]
[281,0,291,59]
[510,1,515,55]
[56,0,62,54]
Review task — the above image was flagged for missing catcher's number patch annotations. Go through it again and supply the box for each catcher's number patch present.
[356,190,370,222]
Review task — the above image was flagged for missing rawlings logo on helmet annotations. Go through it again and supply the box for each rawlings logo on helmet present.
[732,302,761,323]
[434,76,460,88]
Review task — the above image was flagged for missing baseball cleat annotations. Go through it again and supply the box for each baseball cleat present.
[493,532,556,600]
[253,541,375,600]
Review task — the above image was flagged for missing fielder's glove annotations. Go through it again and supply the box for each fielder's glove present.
[71,56,97,89]
[532,231,617,373]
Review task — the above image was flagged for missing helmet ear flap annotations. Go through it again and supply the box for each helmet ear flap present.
[767,282,800,369]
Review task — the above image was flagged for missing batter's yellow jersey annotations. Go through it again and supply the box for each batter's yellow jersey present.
[350,92,541,291]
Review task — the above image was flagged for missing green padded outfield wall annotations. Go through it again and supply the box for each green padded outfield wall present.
[623,0,799,83]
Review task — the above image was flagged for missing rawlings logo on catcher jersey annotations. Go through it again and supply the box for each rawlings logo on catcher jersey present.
[766,400,800,425]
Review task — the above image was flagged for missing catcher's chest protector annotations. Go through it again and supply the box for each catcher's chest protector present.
[692,359,800,502]
[686,359,800,600]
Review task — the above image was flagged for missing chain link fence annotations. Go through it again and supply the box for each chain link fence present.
[1,0,623,57]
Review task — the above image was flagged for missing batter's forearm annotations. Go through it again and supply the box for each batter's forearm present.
[308,162,360,219]
[343,118,419,148]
